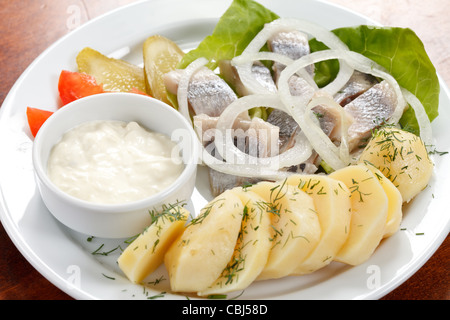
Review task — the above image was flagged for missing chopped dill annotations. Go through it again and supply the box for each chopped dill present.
[102,273,115,280]
[149,199,188,225]
[92,244,123,256]
[147,276,166,286]
[208,294,228,299]
[348,184,372,202]
[428,147,449,156]
[147,292,166,300]
[187,198,225,227]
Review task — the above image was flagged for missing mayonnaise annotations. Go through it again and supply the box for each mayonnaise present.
[47,120,184,204]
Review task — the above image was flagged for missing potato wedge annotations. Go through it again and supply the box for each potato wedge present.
[358,127,433,203]
[247,181,321,280]
[285,175,352,274]
[164,190,244,293]
[198,189,272,296]
[365,164,403,238]
[117,205,189,284]
[330,164,388,265]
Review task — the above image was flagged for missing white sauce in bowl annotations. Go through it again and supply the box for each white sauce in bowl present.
[47,120,184,204]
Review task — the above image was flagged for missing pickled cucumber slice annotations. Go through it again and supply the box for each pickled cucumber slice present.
[76,47,146,93]
[143,35,185,106]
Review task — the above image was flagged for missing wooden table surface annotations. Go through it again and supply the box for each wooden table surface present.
[0,0,448,300]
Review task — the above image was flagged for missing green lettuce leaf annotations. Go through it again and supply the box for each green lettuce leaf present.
[177,0,279,70]
[310,25,440,136]
[177,1,439,136]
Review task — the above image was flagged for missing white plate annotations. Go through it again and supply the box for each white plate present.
[1,0,449,300]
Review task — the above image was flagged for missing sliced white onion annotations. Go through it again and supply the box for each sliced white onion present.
[331,50,408,124]
[276,49,411,170]
[234,18,353,96]
[278,49,409,122]
[214,94,313,170]
[177,57,209,123]
[285,97,346,170]
[201,145,294,180]
[400,88,433,148]
[268,19,354,96]
[180,35,426,178]
[232,51,318,91]
[305,94,351,168]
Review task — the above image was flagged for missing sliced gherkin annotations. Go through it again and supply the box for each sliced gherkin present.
[76,47,146,93]
[143,35,185,107]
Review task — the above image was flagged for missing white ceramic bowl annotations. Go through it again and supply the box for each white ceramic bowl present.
[32,93,199,239]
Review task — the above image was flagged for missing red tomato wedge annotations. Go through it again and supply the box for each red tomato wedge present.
[58,70,104,105]
[26,107,54,137]
[28,71,152,137]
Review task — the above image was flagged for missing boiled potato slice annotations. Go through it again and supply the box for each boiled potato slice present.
[198,189,272,296]
[365,164,403,238]
[285,175,352,274]
[117,205,189,284]
[143,35,185,106]
[164,190,244,293]
[358,127,433,203]
[247,181,321,280]
[77,47,146,93]
[330,164,388,265]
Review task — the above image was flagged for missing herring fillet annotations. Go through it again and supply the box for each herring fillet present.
[164,66,238,117]
[219,60,277,96]
[334,71,379,106]
[344,80,397,151]
[267,30,314,80]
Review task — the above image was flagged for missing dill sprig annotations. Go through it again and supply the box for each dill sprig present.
[146,275,166,286]
[256,179,288,218]
[92,243,123,256]
[223,251,246,286]
[149,199,188,225]
[428,147,449,156]
[349,184,372,202]
[147,292,166,300]
[186,198,225,227]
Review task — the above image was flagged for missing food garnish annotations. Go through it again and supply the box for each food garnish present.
[76,47,146,93]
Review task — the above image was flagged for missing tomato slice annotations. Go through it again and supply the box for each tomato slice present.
[26,107,54,137]
[27,72,153,138]
[58,70,104,105]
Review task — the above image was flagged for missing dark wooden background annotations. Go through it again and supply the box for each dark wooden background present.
[0,0,448,300]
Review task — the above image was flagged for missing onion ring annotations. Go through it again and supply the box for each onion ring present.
[233,18,353,96]
[214,94,313,170]
[177,57,209,122]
